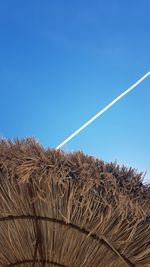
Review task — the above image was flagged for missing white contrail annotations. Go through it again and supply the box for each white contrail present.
[56,71,150,150]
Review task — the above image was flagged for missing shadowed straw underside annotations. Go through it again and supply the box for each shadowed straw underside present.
[0,138,150,267]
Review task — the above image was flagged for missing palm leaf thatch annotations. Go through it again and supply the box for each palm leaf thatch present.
[0,138,150,267]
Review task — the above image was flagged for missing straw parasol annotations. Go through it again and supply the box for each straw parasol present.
[0,138,149,267]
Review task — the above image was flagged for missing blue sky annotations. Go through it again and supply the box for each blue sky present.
[0,1,150,181]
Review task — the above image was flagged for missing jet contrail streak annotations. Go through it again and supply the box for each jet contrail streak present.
[56,71,150,150]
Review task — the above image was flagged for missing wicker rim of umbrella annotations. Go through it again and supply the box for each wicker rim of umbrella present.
[0,138,149,267]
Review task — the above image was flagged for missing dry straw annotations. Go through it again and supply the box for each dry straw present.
[0,138,149,267]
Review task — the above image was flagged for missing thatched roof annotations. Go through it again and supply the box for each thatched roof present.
[0,138,149,267]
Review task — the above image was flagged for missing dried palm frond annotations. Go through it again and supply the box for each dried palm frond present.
[0,138,149,267]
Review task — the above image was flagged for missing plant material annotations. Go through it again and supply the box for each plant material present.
[0,138,149,267]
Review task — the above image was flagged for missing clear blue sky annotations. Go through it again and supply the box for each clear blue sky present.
[0,1,150,181]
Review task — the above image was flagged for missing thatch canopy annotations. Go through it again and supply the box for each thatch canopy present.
[0,139,149,267]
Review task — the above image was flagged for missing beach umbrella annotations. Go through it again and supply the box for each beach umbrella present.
[0,139,149,267]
